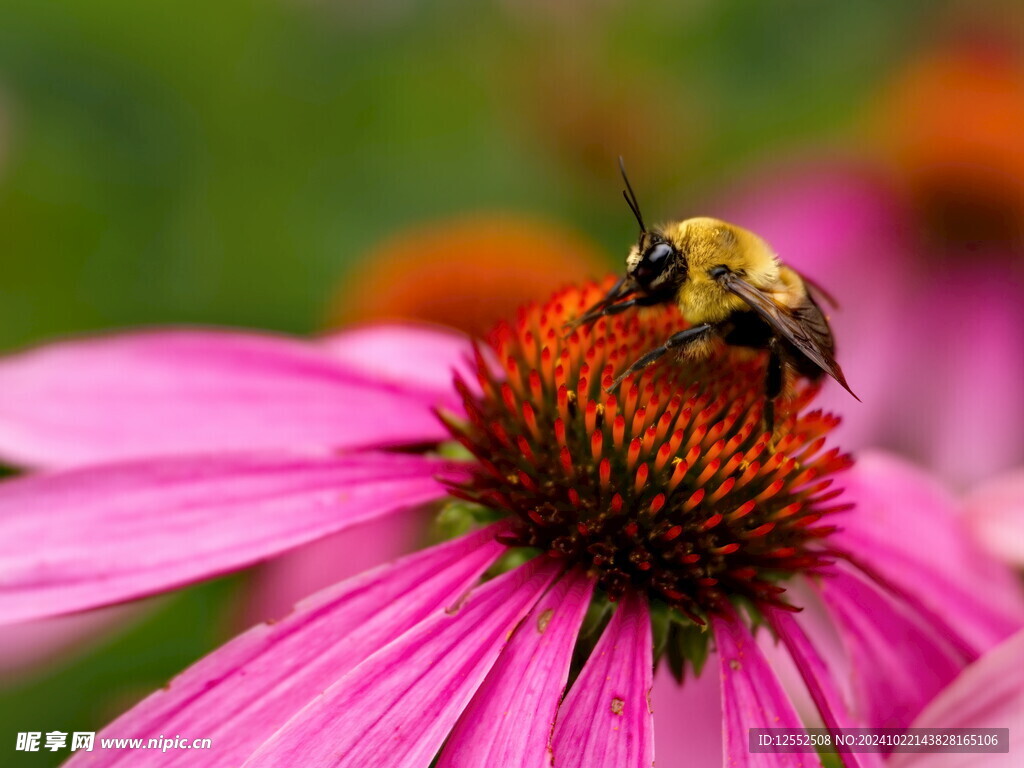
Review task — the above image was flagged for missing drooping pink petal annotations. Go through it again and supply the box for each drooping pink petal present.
[552,591,654,768]
[242,508,432,625]
[888,628,1024,768]
[754,621,818,725]
[963,467,1024,567]
[0,329,451,467]
[780,579,855,694]
[0,604,146,679]
[835,451,1024,650]
[0,451,463,624]
[242,556,560,768]
[713,610,807,768]
[319,322,477,402]
[65,525,507,768]
[815,565,966,730]
[767,608,885,768]
[649,660,723,768]
[437,568,594,768]
[752,579,854,729]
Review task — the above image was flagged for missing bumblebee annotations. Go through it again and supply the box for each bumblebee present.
[575,160,857,433]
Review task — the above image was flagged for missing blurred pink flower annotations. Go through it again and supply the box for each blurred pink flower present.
[721,161,1024,487]
[888,626,1024,768]
[963,467,1024,569]
[0,286,1020,766]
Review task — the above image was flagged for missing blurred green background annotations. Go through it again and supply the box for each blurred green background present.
[0,1,934,348]
[0,0,1018,763]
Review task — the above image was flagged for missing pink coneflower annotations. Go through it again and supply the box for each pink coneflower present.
[0,283,1021,767]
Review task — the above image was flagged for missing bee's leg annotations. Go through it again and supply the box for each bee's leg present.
[570,294,664,331]
[764,338,784,437]
[605,323,715,392]
[602,295,664,315]
[565,278,629,330]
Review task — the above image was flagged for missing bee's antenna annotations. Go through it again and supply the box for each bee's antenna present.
[619,156,646,234]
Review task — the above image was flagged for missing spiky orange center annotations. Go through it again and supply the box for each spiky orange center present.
[443,282,852,619]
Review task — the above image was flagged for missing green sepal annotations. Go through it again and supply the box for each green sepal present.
[436,440,474,461]
[484,546,539,580]
[566,595,615,688]
[649,604,672,660]
[653,604,712,683]
[430,499,501,543]
[674,621,711,678]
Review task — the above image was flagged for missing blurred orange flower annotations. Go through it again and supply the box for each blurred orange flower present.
[872,31,1024,248]
[327,214,610,337]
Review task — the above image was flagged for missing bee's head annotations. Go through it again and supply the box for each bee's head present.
[564,159,689,332]
[618,156,686,297]
[626,231,686,297]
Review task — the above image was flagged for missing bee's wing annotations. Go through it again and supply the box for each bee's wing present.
[800,273,840,309]
[719,273,858,399]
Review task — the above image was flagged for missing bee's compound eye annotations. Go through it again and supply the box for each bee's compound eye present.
[635,242,674,285]
[646,243,672,268]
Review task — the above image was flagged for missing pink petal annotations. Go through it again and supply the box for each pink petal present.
[552,591,655,768]
[319,322,476,401]
[888,628,1024,768]
[713,610,807,768]
[835,451,1024,650]
[963,467,1024,567]
[0,329,451,467]
[0,604,146,680]
[767,608,885,768]
[243,508,432,624]
[771,579,856,714]
[650,661,723,768]
[437,568,594,768]
[0,451,462,624]
[65,525,507,768]
[721,161,899,274]
[903,271,1024,486]
[242,557,560,768]
[815,565,966,729]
